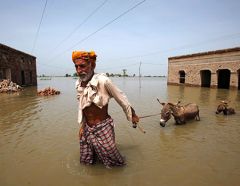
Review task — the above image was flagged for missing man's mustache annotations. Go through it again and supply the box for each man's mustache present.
[79,72,87,77]
[78,71,93,82]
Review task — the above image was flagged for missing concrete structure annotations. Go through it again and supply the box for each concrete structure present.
[168,47,240,89]
[0,43,37,86]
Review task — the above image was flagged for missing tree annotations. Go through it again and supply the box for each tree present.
[122,69,128,77]
[73,72,78,77]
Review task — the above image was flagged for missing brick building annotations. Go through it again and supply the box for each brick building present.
[0,43,37,86]
[167,47,240,89]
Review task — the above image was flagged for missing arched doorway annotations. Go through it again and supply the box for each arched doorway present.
[200,70,211,87]
[179,70,185,84]
[217,69,231,89]
[21,71,25,85]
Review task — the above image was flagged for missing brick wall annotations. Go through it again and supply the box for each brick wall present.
[0,43,37,86]
[168,47,240,89]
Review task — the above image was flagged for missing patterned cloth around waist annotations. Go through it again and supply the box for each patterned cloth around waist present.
[80,117,125,167]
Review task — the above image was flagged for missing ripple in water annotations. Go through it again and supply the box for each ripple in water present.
[62,152,115,177]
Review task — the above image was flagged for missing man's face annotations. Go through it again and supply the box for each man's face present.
[74,58,95,81]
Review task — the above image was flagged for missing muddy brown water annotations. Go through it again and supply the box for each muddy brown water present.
[0,77,240,186]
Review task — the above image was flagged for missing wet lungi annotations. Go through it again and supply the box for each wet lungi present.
[80,117,125,167]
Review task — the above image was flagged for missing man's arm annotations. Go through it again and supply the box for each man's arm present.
[104,78,139,125]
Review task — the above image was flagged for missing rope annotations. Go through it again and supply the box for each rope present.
[139,113,161,119]
[131,112,161,134]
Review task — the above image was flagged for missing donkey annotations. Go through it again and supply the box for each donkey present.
[170,103,200,125]
[157,98,200,127]
[216,101,235,115]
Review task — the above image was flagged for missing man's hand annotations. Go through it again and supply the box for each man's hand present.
[131,107,139,128]
[131,109,146,133]
[132,114,139,128]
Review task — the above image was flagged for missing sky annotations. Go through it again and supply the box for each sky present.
[1,0,240,76]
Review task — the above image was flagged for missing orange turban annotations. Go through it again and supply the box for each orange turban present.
[72,51,97,62]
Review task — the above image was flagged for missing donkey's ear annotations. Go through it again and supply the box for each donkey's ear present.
[157,98,165,106]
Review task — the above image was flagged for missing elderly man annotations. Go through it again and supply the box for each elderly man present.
[72,51,139,168]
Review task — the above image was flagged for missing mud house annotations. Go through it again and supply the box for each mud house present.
[0,43,37,86]
[167,47,240,89]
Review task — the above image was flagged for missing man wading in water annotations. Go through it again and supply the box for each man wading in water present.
[72,51,139,168]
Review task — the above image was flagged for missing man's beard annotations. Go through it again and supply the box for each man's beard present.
[79,70,94,82]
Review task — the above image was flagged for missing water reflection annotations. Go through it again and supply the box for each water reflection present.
[236,91,240,109]
[0,86,41,132]
[199,87,211,103]
[215,88,231,101]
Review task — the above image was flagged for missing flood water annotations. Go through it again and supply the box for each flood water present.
[1,77,240,186]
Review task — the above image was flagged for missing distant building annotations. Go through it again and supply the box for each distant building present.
[168,47,240,89]
[0,43,37,86]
